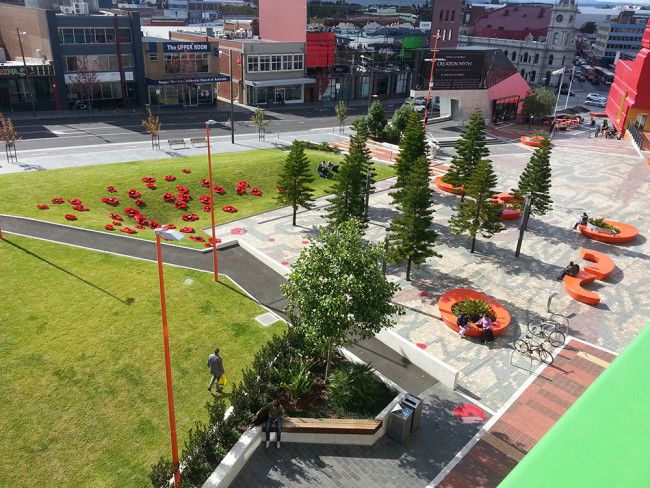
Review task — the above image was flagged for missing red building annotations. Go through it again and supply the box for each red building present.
[430,0,463,48]
[472,5,552,41]
[306,32,336,68]
[606,19,650,149]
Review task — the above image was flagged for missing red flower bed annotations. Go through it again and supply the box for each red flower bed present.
[128,189,141,199]
[51,198,64,204]
[106,186,117,193]
[73,204,89,212]
[112,220,122,226]
[182,168,192,174]
[163,192,176,203]
[178,193,191,202]
[182,213,199,222]
[199,195,211,204]
[237,180,249,190]
[136,225,146,230]
[202,204,213,212]
[120,227,137,234]
[65,214,77,221]
[67,198,82,206]
[200,178,210,187]
[189,235,205,242]
[235,184,247,195]
[163,224,176,230]
[134,199,145,207]
[134,214,148,225]
[124,207,139,217]
[176,185,189,193]
[250,187,263,197]
[37,204,49,210]
[108,212,123,221]
[104,224,115,231]
[141,177,156,183]
[174,200,188,210]
[180,226,195,233]
[213,186,225,195]
[164,175,176,182]
[146,183,156,190]
[148,220,160,229]
[102,197,119,206]
[222,205,237,213]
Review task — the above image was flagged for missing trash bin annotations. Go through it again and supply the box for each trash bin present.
[387,403,414,444]
[402,394,423,432]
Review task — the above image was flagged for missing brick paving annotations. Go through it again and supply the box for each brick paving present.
[435,339,616,488]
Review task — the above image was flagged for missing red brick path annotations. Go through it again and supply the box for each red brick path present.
[436,340,615,488]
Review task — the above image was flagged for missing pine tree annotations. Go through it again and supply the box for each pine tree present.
[443,110,489,191]
[449,158,503,253]
[388,155,440,281]
[393,110,428,191]
[326,131,370,227]
[366,99,387,140]
[276,140,316,226]
[512,136,553,224]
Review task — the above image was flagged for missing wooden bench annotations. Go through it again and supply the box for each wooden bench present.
[579,247,615,280]
[280,417,381,435]
[190,137,207,147]
[564,271,600,306]
[168,138,186,148]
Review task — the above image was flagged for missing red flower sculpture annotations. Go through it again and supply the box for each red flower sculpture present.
[182,168,192,174]
[134,214,148,225]
[73,204,89,212]
[199,195,211,204]
[37,204,49,210]
[222,205,237,213]
[102,197,119,206]
[141,177,156,183]
[136,225,146,230]
[52,198,64,204]
[250,187,263,197]
[162,192,176,203]
[124,207,139,217]
[164,175,176,182]
[120,227,137,234]
[104,224,115,231]
[182,213,199,222]
[128,189,141,199]
[175,200,188,210]
[189,235,205,242]
[213,186,225,195]
[148,220,160,229]
[200,178,210,187]
[163,224,177,230]
[180,226,195,233]
[106,186,117,193]
[175,185,189,193]
[178,193,191,202]
[207,237,221,245]
[237,180,250,190]
[277,187,287,193]
[146,183,156,190]
[202,204,213,212]
[68,198,82,206]
[235,185,247,195]
[108,212,123,221]
[112,220,122,226]
[65,214,77,221]
[134,199,145,207]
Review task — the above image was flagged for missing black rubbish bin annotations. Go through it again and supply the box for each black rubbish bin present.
[402,394,423,432]
[387,404,414,444]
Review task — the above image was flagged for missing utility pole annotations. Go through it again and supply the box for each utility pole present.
[16,29,36,116]
[515,193,532,257]
[229,49,235,144]
[423,30,441,129]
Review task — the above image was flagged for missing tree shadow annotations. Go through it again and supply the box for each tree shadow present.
[3,238,134,306]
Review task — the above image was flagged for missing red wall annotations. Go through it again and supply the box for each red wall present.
[306,32,336,68]
[259,0,306,42]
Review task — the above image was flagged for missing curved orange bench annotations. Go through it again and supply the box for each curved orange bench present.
[563,271,600,305]
[589,112,608,118]
[437,288,511,337]
[520,135,545,147]
[434,176,464,195]
[579,221,638,244]
[579,247,615,280]
[492,192,522,220]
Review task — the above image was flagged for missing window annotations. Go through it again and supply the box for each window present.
[520,68,526,77]
[530,71,536,82]
[562,56,566,65]
[442,30,447,41]
[553,32,559,44]
[259,55,270,71]
[105,28,115,43]
[84,28,95,44]
[448,29,453,41]
[292,54,303,70]
[149,52,158,62]
[95,28,107,44]
[451,10,455,22]
[534,53,539,64]
[247,55,259,72]
[271,55,282,71]
[440,10,444,21]
[118,28,132,43]
[511,51,516,61]
[445,10,450,21]
[60,28,74,44]
[395,72,408,93]
[523,52,529,62]
[65,56,78,72]
[74,28,86,44]
[196,53,209,73]
[282,54,292,70]
[549,54,554,65]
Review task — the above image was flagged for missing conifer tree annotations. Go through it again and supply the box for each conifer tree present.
[393,110,428,196]
[326,131,370,226]
[276,140,316,226]
[449,158,503,253]
[388,155,440,281]
[366,99,387,139]
[442,110,489,192]
[512,136,553,225]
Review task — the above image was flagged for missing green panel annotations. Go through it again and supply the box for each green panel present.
[401,36,425,59]
[499,325,650,488]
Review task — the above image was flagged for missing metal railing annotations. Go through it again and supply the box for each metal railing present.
[627,122,649,150]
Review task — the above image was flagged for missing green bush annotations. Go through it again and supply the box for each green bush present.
[149,456,175,488]
[588,218,619,232]
[277,355,315,402]
[451,299,495,322]
[382,124,401,144]
[292,140,341,154]
[351,116,368,133]
[328,363,387,417]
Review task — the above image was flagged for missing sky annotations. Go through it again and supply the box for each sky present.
[349,1,650,6]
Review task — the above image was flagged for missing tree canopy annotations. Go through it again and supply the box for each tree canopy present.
[276,140,316,226]
[442,110,489,189]
[521,88,555,119]
[513,136,553,218]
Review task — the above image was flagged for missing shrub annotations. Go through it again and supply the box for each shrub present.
[329,363,384,414]
[451,299,495,322]
[180,421,231,486]
[588,218,619,232]
[149,456,174,488]
[277,355,315,402]
[351,116,368,133]
[382,123,401,144]
[291,140,341,154]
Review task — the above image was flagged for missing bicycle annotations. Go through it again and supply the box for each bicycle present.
[514,335,554,365]
[527,320,566,347]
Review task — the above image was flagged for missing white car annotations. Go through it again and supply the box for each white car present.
[585,99,606,107]
[585,93,606,102]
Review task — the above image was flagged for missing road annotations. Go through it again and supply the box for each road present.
[554,78,611,111]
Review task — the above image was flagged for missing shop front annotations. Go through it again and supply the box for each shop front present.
[244,78,314,106]
[0,64,58,112]
[146,75,230,108]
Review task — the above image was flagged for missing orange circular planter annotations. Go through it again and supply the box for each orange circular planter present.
[492,192,522,220]
[520,135,545,147]
[434,175,464,195]
[437,288,511,338]
[579,221,638,244]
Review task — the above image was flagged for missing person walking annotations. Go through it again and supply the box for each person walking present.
[207,348,225,392]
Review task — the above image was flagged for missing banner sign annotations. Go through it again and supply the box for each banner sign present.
[147,75,230,85]
[419,21,432,30]
[0,65,54,78]
[431,51,486,90]
[163,42,211,53]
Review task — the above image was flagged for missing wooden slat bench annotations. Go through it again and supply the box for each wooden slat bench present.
[168,138,186,148]
[190,137,207,147]
[280,417,381,435]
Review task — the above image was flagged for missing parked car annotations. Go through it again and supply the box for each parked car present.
[586,93,606,102]
[585,99,607,107]
[556,86,575,96]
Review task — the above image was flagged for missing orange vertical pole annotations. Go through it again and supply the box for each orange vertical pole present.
[205,124,219,282]
[156,234,181,488]
[423,30,441,130]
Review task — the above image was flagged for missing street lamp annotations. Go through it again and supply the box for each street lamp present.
[423,30,441,129]
[360,54,375,111]
[218,49,237,144]
[153,227,184,488]
[16,29,36,117]
[205,119,219,283]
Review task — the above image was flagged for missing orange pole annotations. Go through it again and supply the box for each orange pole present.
[423,30,441,130]
[156,234,181,488]
[205,124,219,282]
[0,221,3,240]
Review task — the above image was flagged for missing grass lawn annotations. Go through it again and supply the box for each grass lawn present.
[0,234,286,488]
[0,148,394,248]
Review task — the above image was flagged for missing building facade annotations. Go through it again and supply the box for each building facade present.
[458,0,578,86]
[259,0,306,43]
[430,0,463,48]
[594,10,650,64]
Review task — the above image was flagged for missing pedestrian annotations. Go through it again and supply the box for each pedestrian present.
[457,313,471,338]
[207,348,226,392]
[573,212,589,230]
[557,261,580,280]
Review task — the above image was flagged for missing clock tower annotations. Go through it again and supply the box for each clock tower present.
[546,0,579,83]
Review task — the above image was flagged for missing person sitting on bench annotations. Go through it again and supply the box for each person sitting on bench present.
[327,161,339,173]
[558,261,580,280]
[254,398,285,449]
[457,314,471,338]
[318,162,330,178]
[477,314,494,344]
[573,212,589,230]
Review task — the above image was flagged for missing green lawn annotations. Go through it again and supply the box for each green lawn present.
[0,235,286,487]
[0,148,394,247]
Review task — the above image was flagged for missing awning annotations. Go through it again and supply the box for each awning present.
[146,75,230,86]
[244,77,315,88]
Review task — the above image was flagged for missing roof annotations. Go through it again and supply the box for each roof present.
[499,325,650,488]
[473,4,552,41]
